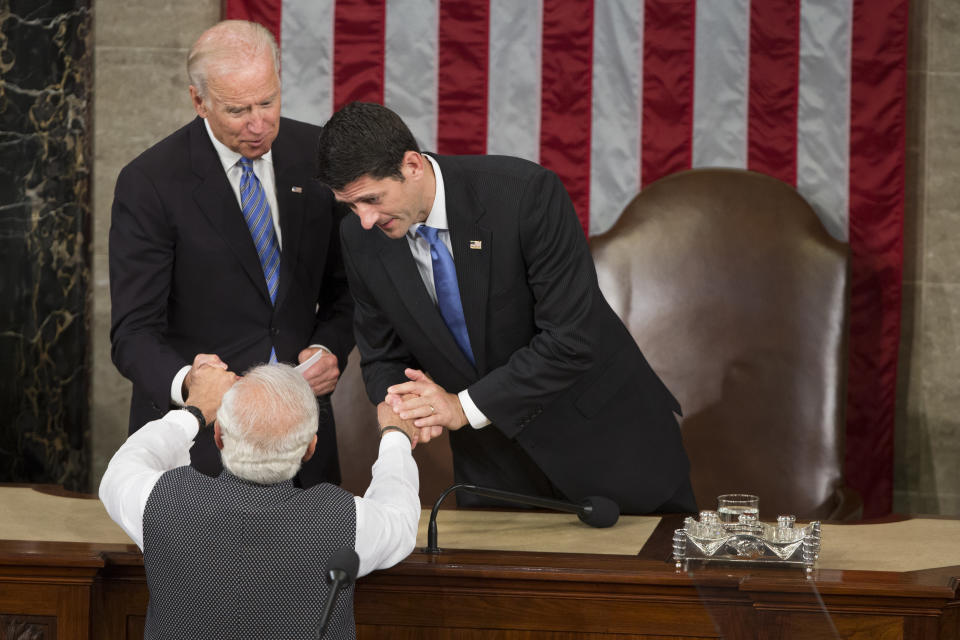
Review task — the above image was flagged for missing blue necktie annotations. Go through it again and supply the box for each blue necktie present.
[417,225,475,365]
[238,157,280,363]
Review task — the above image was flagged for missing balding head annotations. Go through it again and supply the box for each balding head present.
[216,364,319,485]
[187,20,280,100]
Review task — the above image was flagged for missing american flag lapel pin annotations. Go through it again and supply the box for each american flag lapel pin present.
[291,186,303,193]
[469,240,482,250]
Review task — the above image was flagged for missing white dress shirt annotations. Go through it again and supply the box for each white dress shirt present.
[99,410,421,578]
[405,155,490,429]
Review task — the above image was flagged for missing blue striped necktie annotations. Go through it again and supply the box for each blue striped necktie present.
[417,225,474,365]
[238,157,280,363]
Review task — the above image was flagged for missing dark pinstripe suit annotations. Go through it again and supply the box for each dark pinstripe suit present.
[340,154,691,513]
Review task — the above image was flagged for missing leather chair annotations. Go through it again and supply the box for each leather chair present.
[590,168,860,520]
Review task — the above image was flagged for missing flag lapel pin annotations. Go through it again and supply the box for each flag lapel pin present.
[469,240,482,250]
[291,186,303,193]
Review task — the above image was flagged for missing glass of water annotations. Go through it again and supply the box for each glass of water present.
[717,494,759,523]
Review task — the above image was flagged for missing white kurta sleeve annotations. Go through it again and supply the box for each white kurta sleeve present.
[98,410,199,549]
[353,432,421,577]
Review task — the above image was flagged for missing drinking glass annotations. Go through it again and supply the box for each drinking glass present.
[717,494,759,523]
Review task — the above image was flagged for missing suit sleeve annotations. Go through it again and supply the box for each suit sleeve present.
[466,168,601,438]
[308,201,355,366]
[109,163,190,415]
[339,224,419,403]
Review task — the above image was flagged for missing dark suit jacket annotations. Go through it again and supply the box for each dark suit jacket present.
[110,117,354,485]
[340,154,691,513]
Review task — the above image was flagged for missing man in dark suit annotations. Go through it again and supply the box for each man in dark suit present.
[316,102,695,514]
[109,20,353,486]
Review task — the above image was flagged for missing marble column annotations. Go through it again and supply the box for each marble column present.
[0,0,92,491]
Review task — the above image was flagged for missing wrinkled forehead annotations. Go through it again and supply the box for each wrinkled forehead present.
[205,54,279,99]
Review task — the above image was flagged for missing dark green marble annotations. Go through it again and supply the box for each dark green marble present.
[0,0,92,491]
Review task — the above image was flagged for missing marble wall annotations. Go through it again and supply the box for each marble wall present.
[894,0,960,515]
[0,0,93,491]
[87,0,960,515]
[90,0,219,485]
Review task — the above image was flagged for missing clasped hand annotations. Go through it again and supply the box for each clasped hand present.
[385,368,468,445]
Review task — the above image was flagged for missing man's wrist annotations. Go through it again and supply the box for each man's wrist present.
[181,405,206,430]
[171,365,191,405]
[458,389,491,429]
[379,425,412,444]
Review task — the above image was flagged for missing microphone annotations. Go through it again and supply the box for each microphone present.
[425,483,620,553]
[316,547,360,639]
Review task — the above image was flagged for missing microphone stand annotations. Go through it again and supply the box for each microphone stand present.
[425,483,617,553]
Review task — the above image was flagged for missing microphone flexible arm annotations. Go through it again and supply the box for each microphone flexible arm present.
[425,483,615,553]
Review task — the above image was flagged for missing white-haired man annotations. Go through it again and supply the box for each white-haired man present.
[100,364,420,639]
[109,19,354,488]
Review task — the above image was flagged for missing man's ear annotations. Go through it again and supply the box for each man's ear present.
[302,434,318,462]
[213,422,224,450]
[190,85,207,118]
[401,150,425,180]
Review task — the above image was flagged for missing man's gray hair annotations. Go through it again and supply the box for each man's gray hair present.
[187,20,280,99]
[216,364,318,484]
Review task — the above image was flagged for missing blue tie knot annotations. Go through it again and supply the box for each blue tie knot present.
[417,224,441,245]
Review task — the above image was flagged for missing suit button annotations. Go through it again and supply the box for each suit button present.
[271,327,280,336]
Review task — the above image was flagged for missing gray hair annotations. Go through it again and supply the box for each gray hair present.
[216,364,318,484]
[187,20,280,99]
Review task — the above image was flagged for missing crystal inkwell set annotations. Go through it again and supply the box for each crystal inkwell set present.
[672,494,822,573]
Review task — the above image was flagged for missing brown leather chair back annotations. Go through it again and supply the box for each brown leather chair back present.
[591,168,856,520]
[332,348,454,505]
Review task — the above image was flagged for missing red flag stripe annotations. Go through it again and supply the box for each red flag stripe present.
[225,0,282,47]
[641,0,695,188]
[845,0,908,518]
[437,0,490,155]
[333,0,386,110]
[747,0,800,184]
[540,0,595,234]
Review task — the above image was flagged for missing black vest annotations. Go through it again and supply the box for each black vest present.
[142,467,357,639]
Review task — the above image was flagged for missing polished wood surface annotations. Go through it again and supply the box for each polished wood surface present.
[1,507,958,639]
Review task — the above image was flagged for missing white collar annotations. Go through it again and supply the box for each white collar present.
[203,118,273,172]
[411,154,447,237]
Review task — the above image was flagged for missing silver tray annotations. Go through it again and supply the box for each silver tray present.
[672,510,821,573]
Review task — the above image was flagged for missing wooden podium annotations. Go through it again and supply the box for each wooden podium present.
[1,486,959,639]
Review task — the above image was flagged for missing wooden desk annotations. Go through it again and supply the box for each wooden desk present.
[1,486,958,639]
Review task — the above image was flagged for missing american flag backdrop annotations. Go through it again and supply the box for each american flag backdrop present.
[226,0,908,518]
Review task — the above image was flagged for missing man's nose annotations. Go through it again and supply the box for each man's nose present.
[247,111,267,133]
[356,206,379,230]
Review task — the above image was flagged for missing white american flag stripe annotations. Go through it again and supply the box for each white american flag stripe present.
[486,0,542,162]
[692,0,750,170]
[385,0,439,152]
[797,0,853,241]
[589,0,643,236]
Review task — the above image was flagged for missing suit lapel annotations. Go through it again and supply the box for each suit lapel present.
[188,118,272,305]
[434,155,491,375]
[271,124,304,310]
[377,232,477,380]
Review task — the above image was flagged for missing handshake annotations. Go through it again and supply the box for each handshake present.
[382,367,470,447]
[182,358,443,449]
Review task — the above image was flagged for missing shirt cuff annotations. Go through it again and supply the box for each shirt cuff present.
[379,430,413,450]
[458,390,491,429]
[169,408,202,440]
[170,365,192,406]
